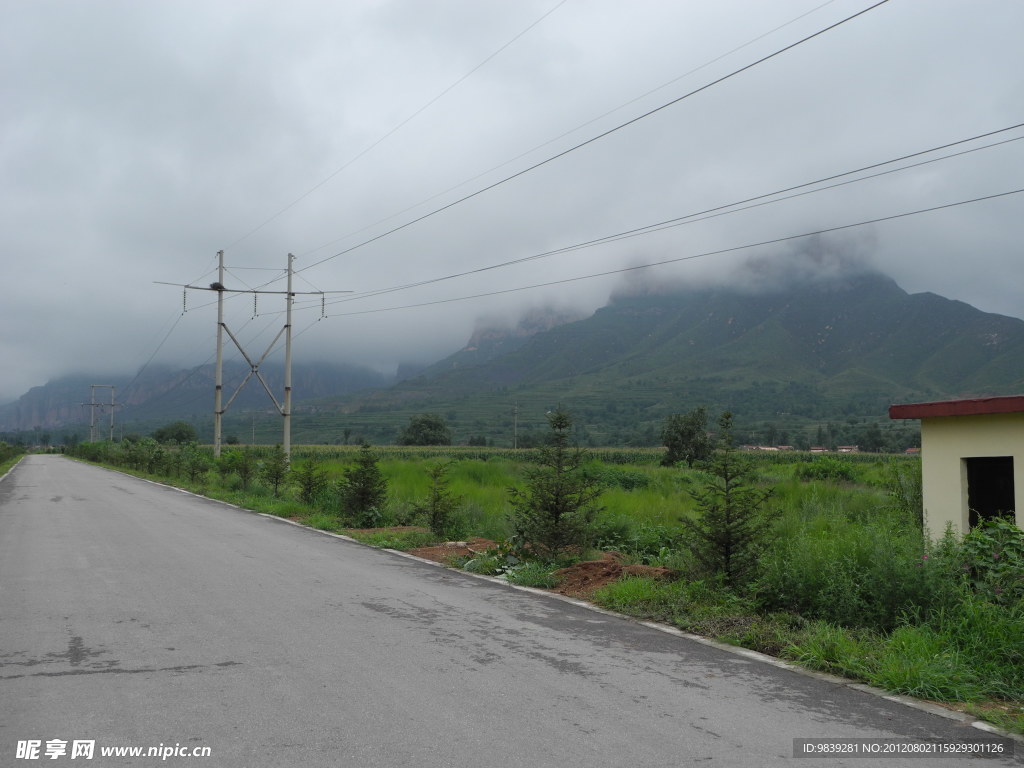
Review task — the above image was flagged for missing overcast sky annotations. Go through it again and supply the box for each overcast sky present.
[2,0,1022,403]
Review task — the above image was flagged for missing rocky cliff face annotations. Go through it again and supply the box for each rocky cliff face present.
[0,376,112,432]
[444,308,584,369]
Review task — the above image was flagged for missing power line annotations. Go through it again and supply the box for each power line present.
[299,123,1024,309]
[297,0,891,275]
[317,187,1024,318]
[295,0,842,262]
[122,2,885,390]
[222,0,569,251]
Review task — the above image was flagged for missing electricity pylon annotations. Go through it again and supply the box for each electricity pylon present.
[83,384,120,442]
[159,251,348,459]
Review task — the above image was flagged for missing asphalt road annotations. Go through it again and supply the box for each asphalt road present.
[1,455,1019,767]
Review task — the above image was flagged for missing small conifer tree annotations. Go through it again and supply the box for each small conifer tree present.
[683,412,778,589]
[413,461,463,538]
[261,445,291,497]
[293,454,330,506]
[337,442,388,526]
[508,409,603,561]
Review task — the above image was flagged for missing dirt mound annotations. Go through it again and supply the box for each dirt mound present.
[407,538,498,564]
[552,551,676,600]
[407,542,674,601]
[346,525,430,535]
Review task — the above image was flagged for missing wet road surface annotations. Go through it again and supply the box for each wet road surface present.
[1,455,1019,766]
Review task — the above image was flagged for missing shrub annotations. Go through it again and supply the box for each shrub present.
[337,442,388,526]
[795,456,855,483]
[660,407,713,468]
[507,409,604,560]
[682,412,778,590]
[462,551,508,576]
[152,420,197,445]
[260,445,290,497]
[397,413,452,446]
[882,458,923,527]
[756,518,953,632]
[412,461,464,538]
[582,463,651,490]
[956,517,1024,605]
[591,514,682,562]
[292,454,330,506]
[181,442,211,484]
[227,448,258,490]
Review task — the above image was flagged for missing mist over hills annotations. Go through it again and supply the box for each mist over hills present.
[337,268,1023,444]
[0,362,389,436]
[4,264,1023,446]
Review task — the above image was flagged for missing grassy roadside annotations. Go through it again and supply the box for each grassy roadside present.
[0,446,26,477]
[589,574,1024,734]
[60,446,1024,736]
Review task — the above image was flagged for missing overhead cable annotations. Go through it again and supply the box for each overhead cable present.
[222,0,569,250]
[318,187,1024,317]
[316,123,1024,306]
[295,0,842,260]
[297,0,892,274]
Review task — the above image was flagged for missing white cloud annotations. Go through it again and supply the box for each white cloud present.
[2,0,1022,403]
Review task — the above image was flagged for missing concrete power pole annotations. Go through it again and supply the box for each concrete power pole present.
[213,250,226,455]
[84,385,120,442]
[160,252,347,460]
[283,253,294,458]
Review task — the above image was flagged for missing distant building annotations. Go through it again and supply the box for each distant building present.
[836,445,860,453]
[889,395,1024,538]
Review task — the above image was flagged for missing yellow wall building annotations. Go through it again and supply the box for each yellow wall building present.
[890,396,1024,540]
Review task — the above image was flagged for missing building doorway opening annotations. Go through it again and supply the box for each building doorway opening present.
[965,456,1015,528]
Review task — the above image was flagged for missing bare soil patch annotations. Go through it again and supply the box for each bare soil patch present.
[407,537,498,564]
[408,541,674,600]
[552,551,676,600]
[347,525,431,535]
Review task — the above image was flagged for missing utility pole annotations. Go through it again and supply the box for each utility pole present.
[213,250,225,456]
[83,385,120,442]
[283,252,295,458]
[159,252,347,460]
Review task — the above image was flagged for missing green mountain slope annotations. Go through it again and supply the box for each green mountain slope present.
[7,269,1023,448]
[338,271,1024,444]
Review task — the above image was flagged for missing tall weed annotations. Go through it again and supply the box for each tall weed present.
[756,512,951,631]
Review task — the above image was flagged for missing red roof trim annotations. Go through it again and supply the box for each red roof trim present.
[889,395,1024,420]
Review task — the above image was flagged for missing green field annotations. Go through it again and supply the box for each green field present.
[65,440,1024,734]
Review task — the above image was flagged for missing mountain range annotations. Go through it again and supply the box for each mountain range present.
[4,267,1023,446]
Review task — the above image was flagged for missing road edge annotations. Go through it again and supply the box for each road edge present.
[60,456,1024,745]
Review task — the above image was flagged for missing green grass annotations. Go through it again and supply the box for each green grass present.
[505,561,561,588]
[593,576,689,622]
[341,527,441,550]
[63,444,1024,734]
[304,512,347,532]
[0,454,25,476]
